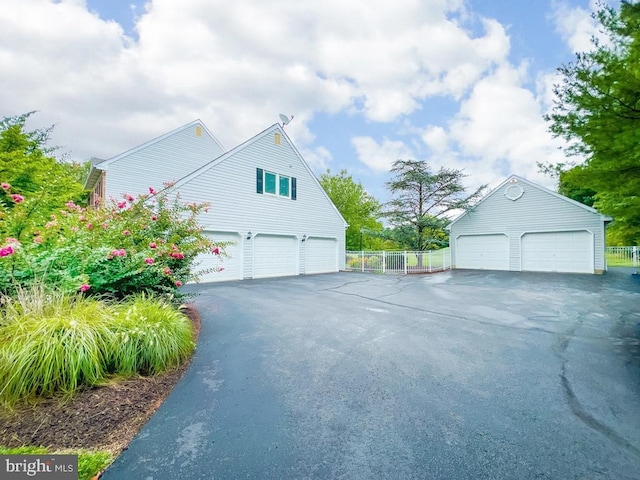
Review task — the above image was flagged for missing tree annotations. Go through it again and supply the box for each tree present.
[546,1,640,244]
[0,112,86,239]
[319,169,383,250]
[384,160,486,251]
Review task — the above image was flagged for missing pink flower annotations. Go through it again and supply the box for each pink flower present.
[79,215,86,222]
[149,242,157,249]
[5,238,19,245]
[79,284,91,292]
[164,267,172,275]
[1,183,10,190]
[175,280,183,287]
[71,227,79,232]
[151,215,158,221]
[117,201,127,209]
[123,230,131,236]
[148,187,156,195]
[65,200,77,210]
[145,257,154,265]
[45,221,56,229]
[211,246,220,255]
[33,236,43,244]
[86,223,93,230]
[10,194,24,203]
[0,246,14,257]
[109,248,127,258]
[102,223,108,229]
[126,194,134,202]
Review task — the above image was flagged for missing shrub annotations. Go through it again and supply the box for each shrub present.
[109,294,194,376]
[0,287,194,407]
[0,447,112,480]
[366,256,380,268]
[0,184,226,300]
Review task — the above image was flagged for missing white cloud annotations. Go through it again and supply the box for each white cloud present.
[551,0,606,53]
[352,137,414,173]
[0,0,513,164]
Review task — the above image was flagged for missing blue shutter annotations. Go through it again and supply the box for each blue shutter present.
[291,177,297,200]
[256,168,263,194]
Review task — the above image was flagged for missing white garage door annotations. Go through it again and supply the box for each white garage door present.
[456,234,509,271]
[196,231,243,282]
[521,231,593,273]
[305,237,338,274]
[253,234,298,278]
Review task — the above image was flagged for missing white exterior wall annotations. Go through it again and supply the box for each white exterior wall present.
[102,122,225,200]
[169,125,347,277]
[450,178,607,273]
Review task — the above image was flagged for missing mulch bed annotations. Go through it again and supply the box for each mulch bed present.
[0,304,201,456]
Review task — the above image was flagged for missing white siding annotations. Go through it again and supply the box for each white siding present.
[104,122,225,200]
[450,177,607,274]
[170,126,347,277]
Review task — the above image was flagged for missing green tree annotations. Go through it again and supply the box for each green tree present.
[319,169,383,250]
[384,160,486,251]
[0,112,86,239]
[545,1,640,244]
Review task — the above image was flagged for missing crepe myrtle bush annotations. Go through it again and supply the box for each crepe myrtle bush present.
[0,183,226,300]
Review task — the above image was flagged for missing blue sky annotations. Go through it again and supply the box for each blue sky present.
[1,0,607,203]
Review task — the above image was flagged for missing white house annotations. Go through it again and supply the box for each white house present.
[85,120,347,282]
[448,175,611,274]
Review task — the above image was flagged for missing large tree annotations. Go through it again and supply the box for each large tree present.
[546,1,640,244]
[384,160,486,251]
[319,169,383,250]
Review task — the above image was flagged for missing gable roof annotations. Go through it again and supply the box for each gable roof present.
[447,174,612,228]
[167,123,348,227]
[83,120,225,190]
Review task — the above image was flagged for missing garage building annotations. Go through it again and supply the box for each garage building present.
[448,175,611,274]
[85,120,347,282]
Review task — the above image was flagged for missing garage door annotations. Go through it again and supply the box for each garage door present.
[456,234,509,271]
[305,237,338,274]
[253,234,298,278]
[521,231,593,273]
[196,231,243,282]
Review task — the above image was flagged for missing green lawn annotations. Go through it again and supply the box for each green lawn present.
[606,252,638,267]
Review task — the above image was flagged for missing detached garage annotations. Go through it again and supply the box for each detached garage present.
[449,175,611,274]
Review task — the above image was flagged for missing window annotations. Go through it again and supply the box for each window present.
[256,168,297,200]
[265,172,277,194]
[279,175,290,197]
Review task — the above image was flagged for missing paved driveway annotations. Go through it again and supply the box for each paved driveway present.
[104,269,640,479]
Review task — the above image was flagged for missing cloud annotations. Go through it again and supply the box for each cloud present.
[0,0,513,164]
[352,137,414,173]
[551,0,605,53]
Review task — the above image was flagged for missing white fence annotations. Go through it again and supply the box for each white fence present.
[606,246,640,267]
[346,248,451,274]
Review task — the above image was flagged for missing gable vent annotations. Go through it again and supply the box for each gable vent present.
[274,132,281,145]
[195,126,203,137]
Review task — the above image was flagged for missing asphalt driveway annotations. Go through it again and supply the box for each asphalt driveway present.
[104,269,640,479]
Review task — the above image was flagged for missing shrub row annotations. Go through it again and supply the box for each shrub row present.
[0,289,194,407]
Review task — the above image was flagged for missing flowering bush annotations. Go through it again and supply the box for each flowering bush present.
[0,185,226,300]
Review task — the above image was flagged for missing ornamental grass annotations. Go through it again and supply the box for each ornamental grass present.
[0,286,194,407]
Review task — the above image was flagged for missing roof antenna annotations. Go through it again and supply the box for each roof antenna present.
[279,114,294,128]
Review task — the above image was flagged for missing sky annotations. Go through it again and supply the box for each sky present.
[0,0,609,204]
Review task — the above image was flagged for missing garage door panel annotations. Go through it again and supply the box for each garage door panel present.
[456,234,509,271]
[196,232,243,282]
[305,238,337,274]
[253,234,298,278]
[521,231,592,273]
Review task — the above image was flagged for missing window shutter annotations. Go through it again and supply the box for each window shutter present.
[291,177,297,200]
[256,168,263,194]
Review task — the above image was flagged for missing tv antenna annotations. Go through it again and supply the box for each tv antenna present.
[279,114,294,128]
